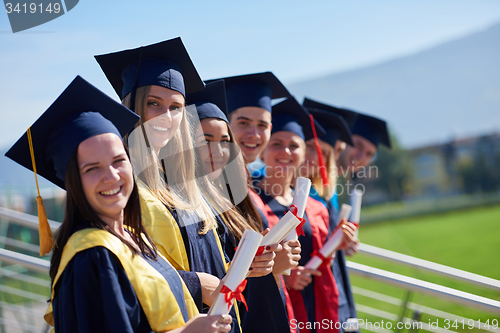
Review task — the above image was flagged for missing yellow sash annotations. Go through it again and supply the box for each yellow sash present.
[138,180,190,271]
[138,181,240,329]
[44,228,198,332]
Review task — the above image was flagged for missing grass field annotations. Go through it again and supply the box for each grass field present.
[349,204,500,332]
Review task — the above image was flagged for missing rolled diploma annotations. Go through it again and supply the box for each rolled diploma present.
[282,177,311,274]
[349,188,363,237]
[304,204,352,270]
[283,177,311,242]
[260,211,301,247]
[208,230,263,315]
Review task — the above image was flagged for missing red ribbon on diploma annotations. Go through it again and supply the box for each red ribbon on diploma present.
[221,279,248,311]
[287,205,306,236]
[311,250,332,268]
[235,245,265,256]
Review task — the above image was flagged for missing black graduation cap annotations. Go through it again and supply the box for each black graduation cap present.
[351,114,391,148]
[206,72,290,114]
[95,37,205,99]
[5,76,140,189]
[302,97,354,147]
[302,97,358,129]
[271,97,325,141]
[306,109,354,147]
[186,80,228,124]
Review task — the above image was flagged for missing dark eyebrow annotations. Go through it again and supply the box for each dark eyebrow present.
[236,116,251,121]
[80,161,98,170]
[148,94,162,100]
[80,153,126,169]
[236,116,270,126]
[197,133,213,139]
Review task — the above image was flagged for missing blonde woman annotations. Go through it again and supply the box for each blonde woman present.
[96,38,242,333]
[6,76,232,333]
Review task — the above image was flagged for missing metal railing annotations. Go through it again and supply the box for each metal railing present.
[358,243,500,291]
[347,261,500,314]
[0,207,52,333]
[1,206,500,333]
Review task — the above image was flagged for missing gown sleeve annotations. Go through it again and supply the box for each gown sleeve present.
[177,270,203,312]
[52,247,153,333]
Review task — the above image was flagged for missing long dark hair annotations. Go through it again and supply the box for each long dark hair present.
[49,149,157,283]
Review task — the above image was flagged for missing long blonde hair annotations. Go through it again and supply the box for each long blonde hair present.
[310,142,337,201]
[123,86,216,234]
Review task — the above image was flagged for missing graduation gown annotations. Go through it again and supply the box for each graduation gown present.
[326,199,359,333]
[235,189,292,333]
[257,190,339,333]
[45,228,198,333]
[139,182,241,333]
[310,188,359,333]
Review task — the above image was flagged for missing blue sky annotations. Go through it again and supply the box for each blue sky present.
[1,0,500,148]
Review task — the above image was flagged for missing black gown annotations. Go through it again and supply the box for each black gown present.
[166,205,241,333]
[258,190,318,332]
[235,200,292,333]
[52,246,189,333]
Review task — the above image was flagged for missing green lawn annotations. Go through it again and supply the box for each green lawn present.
[348,204,500,332]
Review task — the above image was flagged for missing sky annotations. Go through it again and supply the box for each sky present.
[1,0,500,149]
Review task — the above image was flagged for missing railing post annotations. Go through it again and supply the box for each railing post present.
[410,310,422,333]
[397,291,412,333]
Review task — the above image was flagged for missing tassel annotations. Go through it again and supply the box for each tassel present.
[36,196,53,256]
[27,127,54,256]
[309,114,329,187]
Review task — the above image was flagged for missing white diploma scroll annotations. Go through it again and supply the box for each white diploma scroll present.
[283,177,311,242]
[304,204,352,270]
[281,177,311,274]
[260,211,301,246]
[349,188,363,237]
[208,230,263,315]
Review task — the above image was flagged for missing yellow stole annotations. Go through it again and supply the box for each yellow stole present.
[138,181,240,328]
[44,228,198,332]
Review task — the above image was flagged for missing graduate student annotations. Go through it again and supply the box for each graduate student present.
[95,38,242,332]
[209,73,301,271]
[255,97,356,333]
[302,97,361,333]
[207,72,290,165]
[5,76,232,333]
[187,80,299,333]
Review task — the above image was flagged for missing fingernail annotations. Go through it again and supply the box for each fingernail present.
[266,246,271,251]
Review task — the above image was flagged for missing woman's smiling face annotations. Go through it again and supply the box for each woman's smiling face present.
[196,118,231,180]
[143,85,185,151]
[78,133,133,224]
[261,131,305,178]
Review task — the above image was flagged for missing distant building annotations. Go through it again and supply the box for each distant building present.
[409,132,500,197]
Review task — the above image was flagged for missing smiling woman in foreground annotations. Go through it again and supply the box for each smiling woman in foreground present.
[6,76,232,333]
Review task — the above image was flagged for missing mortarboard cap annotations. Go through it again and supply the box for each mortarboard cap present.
[5,76,140,189]
[306,108,354,147]
[186,80,228,124]
[351,113,391,148]
[95,37,204,99]
[303,97,358,129]
[206,72,290,114]
[271,97,325,141]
